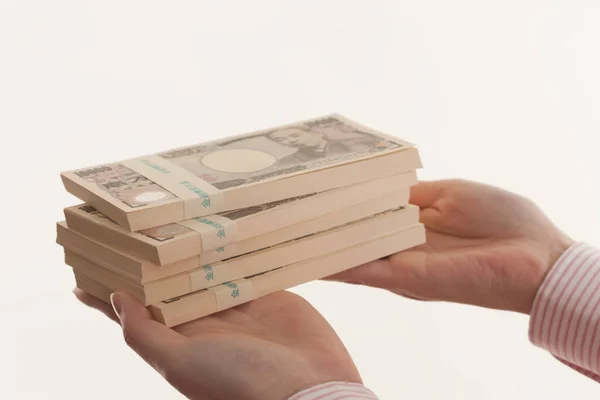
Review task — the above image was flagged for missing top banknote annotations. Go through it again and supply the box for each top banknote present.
[61,114,422,231]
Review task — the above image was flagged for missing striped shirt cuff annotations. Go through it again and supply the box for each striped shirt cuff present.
[529,242,600,380]
[288,381,379,400]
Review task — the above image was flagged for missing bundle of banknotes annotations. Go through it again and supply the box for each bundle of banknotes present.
[56,114,426,327]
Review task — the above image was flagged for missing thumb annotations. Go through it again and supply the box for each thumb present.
[327,258,431,301]
[326,259,397,289]
[111,292,186,372]
[326,251,429,291]
[409,180,446,209]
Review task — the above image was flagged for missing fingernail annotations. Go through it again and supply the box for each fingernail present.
[110,292,122,319]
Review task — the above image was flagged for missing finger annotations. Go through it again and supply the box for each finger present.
[325,258,397,289]
[409,181,450,229]
[325,250,472,307]
[110,291,187,373]
[323,244,432,285]
[419,207,442,228]
[321,270,361,284]
[334,250,431,290]
[73,288,120,323]
[409,180,447,209]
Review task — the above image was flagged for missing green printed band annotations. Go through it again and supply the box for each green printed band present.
[140,159,171,174]
[202,265,214,281]
[120,154,224,218]
[180,181,211,208]
[213,280,254,311]
[225,282,240,298]
[191,262,228,291]
[177,214,238,252]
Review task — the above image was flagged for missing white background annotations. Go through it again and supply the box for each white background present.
[2,1,600,399]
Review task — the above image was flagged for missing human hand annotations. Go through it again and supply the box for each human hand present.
[74,289,361,400]
[326,179,574,314]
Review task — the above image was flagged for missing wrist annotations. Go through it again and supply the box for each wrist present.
[522,234,575,315]
[288,381,377,400]
[252,366,363,400]
[547,234,576,275]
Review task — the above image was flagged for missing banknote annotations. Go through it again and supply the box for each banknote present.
[153,205,410,306]
[74,192,318,242]
[68,115,410,210]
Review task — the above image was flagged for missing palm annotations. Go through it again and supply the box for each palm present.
[76,290,361,400]
[386,228,548,313]
[327,179,572,314]
[172,292,360,396]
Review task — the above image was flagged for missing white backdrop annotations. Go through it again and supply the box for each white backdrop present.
[2,1,600,399]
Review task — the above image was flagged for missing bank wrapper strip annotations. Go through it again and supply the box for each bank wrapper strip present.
[73,224,425,327]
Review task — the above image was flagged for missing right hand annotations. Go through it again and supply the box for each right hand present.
[326,179,574,314]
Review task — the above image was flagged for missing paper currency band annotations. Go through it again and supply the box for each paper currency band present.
[212,279,254,311]
[121,155,224,219]
[178,214,238,252]
[190,262,231,291]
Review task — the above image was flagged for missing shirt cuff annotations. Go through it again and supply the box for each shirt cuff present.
[288,381,379,400]
[529,242,600,376]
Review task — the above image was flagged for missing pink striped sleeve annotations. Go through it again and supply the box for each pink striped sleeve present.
[288,382,379,400]
[529,242,600,382]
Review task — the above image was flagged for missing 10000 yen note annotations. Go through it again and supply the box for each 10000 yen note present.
[75,192,317,242]
[70,115,410,210]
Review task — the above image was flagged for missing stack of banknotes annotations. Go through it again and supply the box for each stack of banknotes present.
[56,114,426,327]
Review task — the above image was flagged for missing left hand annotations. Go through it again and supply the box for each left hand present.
[74,289,362,400]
